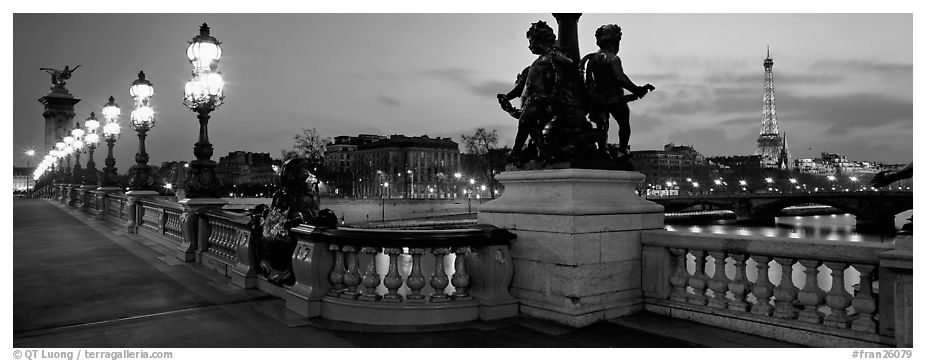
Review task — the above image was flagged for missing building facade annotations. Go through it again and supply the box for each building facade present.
[350,135,460,199]
[631,143,712,194]
[322,134,386,197]
[13,167,34,191]
[216,151,275,187]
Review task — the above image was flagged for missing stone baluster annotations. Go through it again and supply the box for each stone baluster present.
[727,253,750,312]
[382,247,404,303]
[159,208,167,234]
[850,264,877,333]
[823,261,852,328]
[405,247,427,303]
[772,257,799,319]
[797,259,825,324]
[327,245,347,296]
[687,250,708,306]
[751,256,774,316]
[430,247,451,303]
[340,245,361,299]
[706,251,729,309]
[358,246,382,301]
[668,248,690,302]
[452,246,472,301]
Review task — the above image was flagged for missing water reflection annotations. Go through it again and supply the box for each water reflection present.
[666,211,911,244]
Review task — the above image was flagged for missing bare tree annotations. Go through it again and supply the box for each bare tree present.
[461,128,503,197]
[282,127,332,178]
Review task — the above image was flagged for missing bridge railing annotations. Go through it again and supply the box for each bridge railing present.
[640,230,910,347]
[271,224,518,325]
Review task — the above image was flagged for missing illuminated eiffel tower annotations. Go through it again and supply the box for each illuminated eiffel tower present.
[755,47,791,169]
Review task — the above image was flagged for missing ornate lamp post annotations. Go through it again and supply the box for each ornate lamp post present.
[82,113,101,188]
[127,71,156,191]
[124,72,158,234]
[24,149,35,190]
[100,96,122,190]
[54,141,66,184]
[182,23,225,199]
[177,23,227,262]
[70,124,86,187]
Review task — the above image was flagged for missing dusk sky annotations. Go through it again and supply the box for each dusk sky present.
[11,12,913,170]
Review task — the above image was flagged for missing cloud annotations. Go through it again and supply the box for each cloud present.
[376,95,402,107]
[421,68,475,83]
[468,80,515,98]
[776,91,912,134]
[810,59,912,77]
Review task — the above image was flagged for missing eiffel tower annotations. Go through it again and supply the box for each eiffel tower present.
[755,47,791,169]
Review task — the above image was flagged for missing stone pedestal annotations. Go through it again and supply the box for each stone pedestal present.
[177,197,228,262]
[124,190,158,233]
[478,169,664,327]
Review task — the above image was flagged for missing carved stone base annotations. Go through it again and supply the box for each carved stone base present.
[478,169,663,327]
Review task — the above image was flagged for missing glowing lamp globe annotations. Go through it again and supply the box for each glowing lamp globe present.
[187,23,222,71]
[102,96,121,120]
[130,71,155,101]
[103,122,121,139]
[131,105,155,130]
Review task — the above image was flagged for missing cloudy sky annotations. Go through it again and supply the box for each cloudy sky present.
[11,12,913,170]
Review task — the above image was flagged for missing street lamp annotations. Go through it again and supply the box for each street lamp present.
[55,140,66,183]
[182,23,225,198]
[849,176,858,191]
[827,175,836,191]
[83,112,101,187]
[70,123,85,185]
[127,71,156,191]
[100,96,122,189]
[764,177,774,192]
[25,149,35,190]
[382,181,389,222]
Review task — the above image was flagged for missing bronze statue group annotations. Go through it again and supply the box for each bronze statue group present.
[497,21,654,169]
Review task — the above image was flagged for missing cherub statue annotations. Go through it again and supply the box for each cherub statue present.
[40,65,81,88]
[248,157,326,286]
[497,20,585,164]
[580,25,653,159]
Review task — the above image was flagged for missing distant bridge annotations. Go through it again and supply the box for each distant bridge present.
[647,191,913,232]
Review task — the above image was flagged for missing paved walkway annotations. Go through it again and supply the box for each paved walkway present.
[13,198,799,348]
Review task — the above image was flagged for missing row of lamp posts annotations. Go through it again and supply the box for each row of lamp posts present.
[31,24,226,251]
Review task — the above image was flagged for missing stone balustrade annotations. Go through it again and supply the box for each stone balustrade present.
[271,224,517,325]
[201,209,248,266]
[105,194,128,221]
[138,201,165,234]
[641,230,899,347]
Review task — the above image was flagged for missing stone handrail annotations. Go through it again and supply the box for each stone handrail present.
[134,199,185,246]
[263,224,518,325]
[201,209,249,265]
[104,194,129,221]
[640,230,898,347]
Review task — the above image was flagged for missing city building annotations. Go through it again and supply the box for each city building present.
[754,48,793,170]
[322,134,386,197]
[13,167,34,191]
[350,134,460,198]
[157,161,189,189]
[631,143,712,195]
[216,151,275,188]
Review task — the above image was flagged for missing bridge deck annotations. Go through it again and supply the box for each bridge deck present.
[12,198,798,348]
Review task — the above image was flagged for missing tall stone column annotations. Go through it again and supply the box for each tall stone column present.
[39,88,80,152]
[479,169,664,327]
